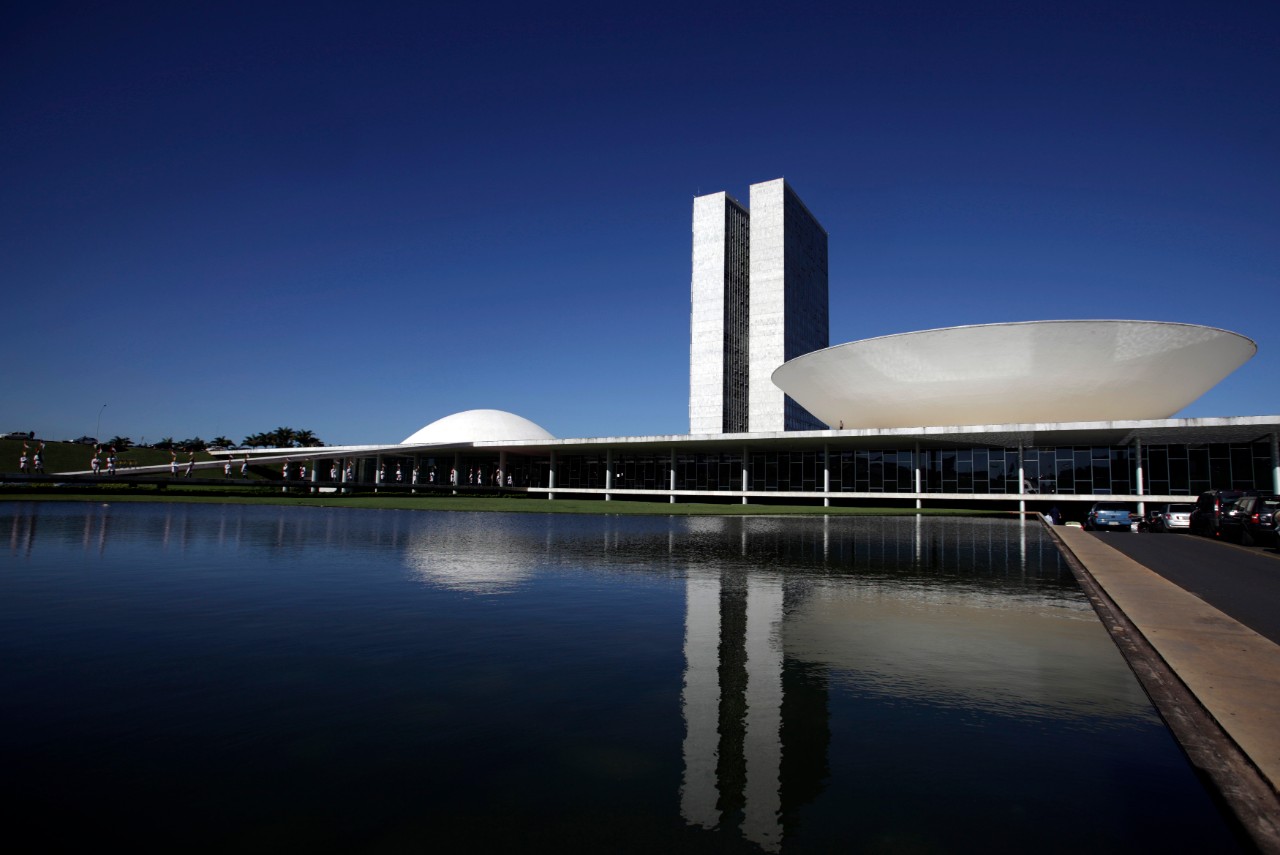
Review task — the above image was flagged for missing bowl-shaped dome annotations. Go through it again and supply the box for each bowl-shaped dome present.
[401,409,555,444]
[772,320,1255,429]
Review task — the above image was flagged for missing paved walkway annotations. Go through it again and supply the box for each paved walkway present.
[1052,524,1280,853]
[1084,529,1280,644]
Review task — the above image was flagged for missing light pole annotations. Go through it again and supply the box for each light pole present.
[96,404,107,443]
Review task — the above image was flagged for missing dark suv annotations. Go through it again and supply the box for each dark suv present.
[1219,495,1280,545]
[1189,490,1263,538]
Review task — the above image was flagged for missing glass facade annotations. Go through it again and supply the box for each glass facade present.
[541,441,1273,496]
[307,440,1275,500]
[748,451,823,491]
[781,185,827,432]
[722,199,750,434]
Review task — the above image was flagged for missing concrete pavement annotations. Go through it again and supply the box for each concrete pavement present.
[1051,523,1280,853]
[1084,529,1280,645]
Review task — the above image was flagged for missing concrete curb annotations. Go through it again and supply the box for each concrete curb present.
[1048,523,1280,854]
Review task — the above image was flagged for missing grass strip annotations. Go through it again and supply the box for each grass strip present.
[0,490,1008,517]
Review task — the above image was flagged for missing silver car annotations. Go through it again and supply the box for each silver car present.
[1151,503,1193,532]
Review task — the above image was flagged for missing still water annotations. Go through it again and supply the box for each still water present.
[1,502,1242,853]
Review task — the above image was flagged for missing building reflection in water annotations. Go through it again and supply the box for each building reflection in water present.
[680,569,720,829]
[677,514,1110,851]
[6,502,1123,850]
[681,563,830,852]
[9,506,38,558]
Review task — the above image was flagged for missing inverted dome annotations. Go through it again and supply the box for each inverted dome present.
[401,409,555,444]
[772,320,1255,429]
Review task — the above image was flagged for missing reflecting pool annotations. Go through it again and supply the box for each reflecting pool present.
[0,502,1243,852]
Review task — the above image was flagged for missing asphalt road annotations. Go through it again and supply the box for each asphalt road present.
[1086,529,1280,645]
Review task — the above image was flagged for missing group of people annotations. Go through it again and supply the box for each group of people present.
[281,458,357,481]
[201,457,526,487]
[376,462,433,485]
[445,467,512,487]
[89,446,118,475]
[223,456,250,478]
[17,441,44,474]
[13,443,525,488]
[277,458,357,482]
[358,463,513,488]
[169,451,198,478]
[281,459,309,481]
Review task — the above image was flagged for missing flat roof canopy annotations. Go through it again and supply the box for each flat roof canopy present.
[225,415,1280,462]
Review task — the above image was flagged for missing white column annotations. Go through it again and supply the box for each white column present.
[310,459,319,494]
[822,443,830,507]
[498,451,507,492]
[915,442,923,510]
[1134,437,1145,517]
[548,450,556,500]
[605,448,612,501]
[1017,443,1025,515]
[453,451,461,495]
[1271,433,1279,495]
[741,445,749,505]
[670,449,676,504]
[375,453,382,493]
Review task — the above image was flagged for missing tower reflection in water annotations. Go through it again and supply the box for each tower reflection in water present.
[681,565,829,852]
[677,514,1076,851]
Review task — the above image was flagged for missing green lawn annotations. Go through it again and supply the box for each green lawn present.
[0,487,1010,517]
[1,440,1014,517]
[0,439,217,474]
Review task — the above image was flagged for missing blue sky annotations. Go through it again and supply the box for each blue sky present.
[4,1,1277,445]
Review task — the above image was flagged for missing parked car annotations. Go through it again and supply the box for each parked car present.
[1249,499,1280,547]
[1190,490,1263,537]
[1219,495,1280,545]
[1149,503,1193,533]
[1086,502,1134,531]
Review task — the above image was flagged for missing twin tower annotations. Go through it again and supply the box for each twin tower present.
[689,178,829,434]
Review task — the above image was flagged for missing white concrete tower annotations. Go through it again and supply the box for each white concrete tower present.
[748,178,829,432]
[690,192,751,434]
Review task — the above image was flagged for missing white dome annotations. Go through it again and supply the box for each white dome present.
[771,320,1255,429]
[401,409,555,444]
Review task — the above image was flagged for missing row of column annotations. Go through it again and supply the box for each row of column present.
[543,434,1280,503]
[302,432,1280,502]
[331,450,512,493]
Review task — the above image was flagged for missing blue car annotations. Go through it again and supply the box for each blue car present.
[1086,502,1135,531]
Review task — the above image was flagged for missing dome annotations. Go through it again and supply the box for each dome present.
[401,409,555,444]
[771,320,1255,429]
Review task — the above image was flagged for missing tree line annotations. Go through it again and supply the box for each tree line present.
[94,427,325,452]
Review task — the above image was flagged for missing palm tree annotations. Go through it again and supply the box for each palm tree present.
[293,429,323,447]
[240,427,322,448]
[267,427,297,448]
[106,436,132,450]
